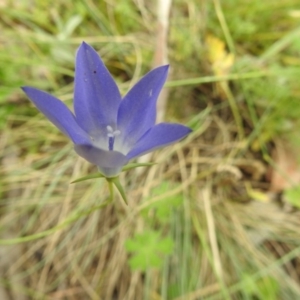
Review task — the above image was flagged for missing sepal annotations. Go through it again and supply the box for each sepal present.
[70,173,105,183]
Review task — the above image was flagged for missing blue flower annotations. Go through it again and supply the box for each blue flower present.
[22,42,191,177]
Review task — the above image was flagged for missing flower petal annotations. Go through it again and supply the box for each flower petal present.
[74,145,128,177]
[117,65,169,147]
[22,87,90,145]
[74,42,121,134]
[126,123,192,159]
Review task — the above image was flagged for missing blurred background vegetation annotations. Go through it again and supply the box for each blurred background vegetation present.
[1,0,300,299]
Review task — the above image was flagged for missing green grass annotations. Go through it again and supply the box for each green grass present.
[1,0,300,299]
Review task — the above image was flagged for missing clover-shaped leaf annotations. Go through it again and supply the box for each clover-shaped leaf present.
[125,230,173,271]
[142,181,183,223]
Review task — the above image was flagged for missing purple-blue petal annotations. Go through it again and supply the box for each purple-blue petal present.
[117,65,169,146]
[126,123,192,159]
[74,144,128,177]
[22,87,91,145]
[74,42,121,134]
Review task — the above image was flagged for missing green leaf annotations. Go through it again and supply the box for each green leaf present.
[242,274,258,295]
[284,185,300,208]
[142,181,183,223]
[125,230,173,271]
[257,276,279,300]
[242,274,279,300]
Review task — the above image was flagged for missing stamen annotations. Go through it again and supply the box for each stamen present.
[108,136,114,151]
[114,130,121,136]
[107,125,113,133]
[106,126,121,151]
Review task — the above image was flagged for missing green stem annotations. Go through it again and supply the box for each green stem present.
[107,180,114,203]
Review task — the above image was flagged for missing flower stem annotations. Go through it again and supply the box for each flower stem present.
[107,180,114,203]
